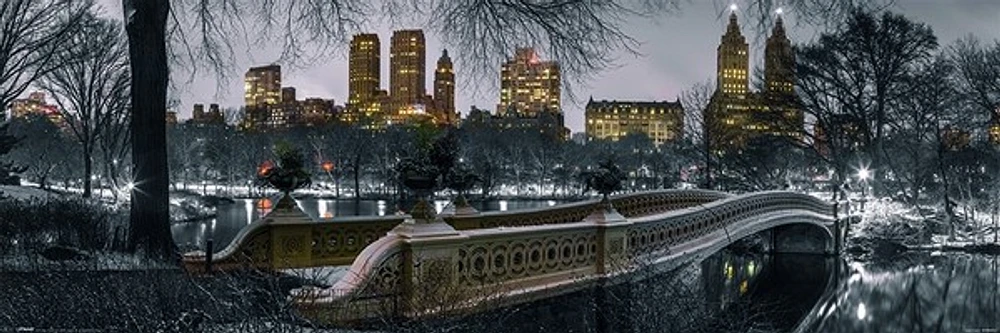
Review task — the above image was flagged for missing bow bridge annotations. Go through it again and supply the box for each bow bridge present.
[183,190,843,325]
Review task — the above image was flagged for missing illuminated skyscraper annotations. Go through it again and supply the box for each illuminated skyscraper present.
[717,11,749,96]
[390,30,426,112]
[244,65,281,107]
[349,34,381,111]
[498,47,560,117]
[433,49,457,125]
[765,16,794,96]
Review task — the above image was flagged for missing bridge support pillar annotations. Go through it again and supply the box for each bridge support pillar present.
[585,200,633,275]
[390,213,469,318]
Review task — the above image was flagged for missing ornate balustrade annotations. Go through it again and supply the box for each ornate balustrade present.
[293,191,837,324]
[182,206,406,273]
[625,191,835,259]
[183,189,731,273]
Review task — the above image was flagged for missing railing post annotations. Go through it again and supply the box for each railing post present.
[587,198,631,275]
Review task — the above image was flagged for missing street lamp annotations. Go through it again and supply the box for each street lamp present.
[321,160,335,196]
[857,167,870,214]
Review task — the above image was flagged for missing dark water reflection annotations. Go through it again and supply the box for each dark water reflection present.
[799,253,1000,333]
[170,198,560,252]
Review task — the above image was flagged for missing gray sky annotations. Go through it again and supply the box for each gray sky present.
[94,0,1000,133]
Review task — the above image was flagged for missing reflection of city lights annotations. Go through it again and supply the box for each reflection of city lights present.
[257,198,272,209]
[319,200,332,219]
[377,200,386,216]
[245,199,253,225]
[739,280,748,294]
[724,261,735,280]
[547,200,556,207]
[747,261,756,275]
[499,200,508,211]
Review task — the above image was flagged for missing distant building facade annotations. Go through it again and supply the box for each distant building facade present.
[190,103,225,125]
[585,98,684,146]
[166,110,178,126]
[498,47,560,118]
[8,91,62,126]
[432,50,458,125]
[463,106,567,140]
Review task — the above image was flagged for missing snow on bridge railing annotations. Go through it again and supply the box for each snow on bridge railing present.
[626,191,837,258]
[445,189,732,229]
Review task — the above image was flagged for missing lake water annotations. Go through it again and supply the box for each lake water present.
[170,198,562,251]
[798,252,1000,332]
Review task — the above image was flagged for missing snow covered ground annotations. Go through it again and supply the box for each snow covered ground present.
[280,265,351,288]
[0,185,60,201]
[0,251,175,272]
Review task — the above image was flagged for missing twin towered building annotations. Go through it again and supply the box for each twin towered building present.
[347,30,459,127]
[704,12,801,149]
[585,11,802,149]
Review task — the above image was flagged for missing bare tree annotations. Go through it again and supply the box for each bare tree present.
[950,36,1000,126]
[0,0,89,185]
[794,10,938,197]
[681,79,719,189]
[39,15,130,199]
[7,114,77,190]
[98,96,132,199]
[0,0,90,111]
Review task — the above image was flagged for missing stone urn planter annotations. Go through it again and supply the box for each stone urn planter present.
[396,157,439,221]
[442,163,482,216]
[581,158,628,211]
[258,142,312,209]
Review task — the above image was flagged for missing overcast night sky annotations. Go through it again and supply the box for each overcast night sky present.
[94,0,1000,133]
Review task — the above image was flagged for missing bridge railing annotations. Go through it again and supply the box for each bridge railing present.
[444,189,732,229]
[292,191,837,324]
[182,189,732,273]
[625,191,836,259]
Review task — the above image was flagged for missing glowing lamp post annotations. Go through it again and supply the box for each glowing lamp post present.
[857,167,870,213]
[321,160,335,196]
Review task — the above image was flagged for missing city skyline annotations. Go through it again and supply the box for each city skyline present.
[90,0,1000,133]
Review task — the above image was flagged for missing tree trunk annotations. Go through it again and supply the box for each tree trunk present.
[83,144,92,198]
[124,0,177,260]
[352,163,360,200]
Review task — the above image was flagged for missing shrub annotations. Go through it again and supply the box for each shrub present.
[0,197,125,254]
